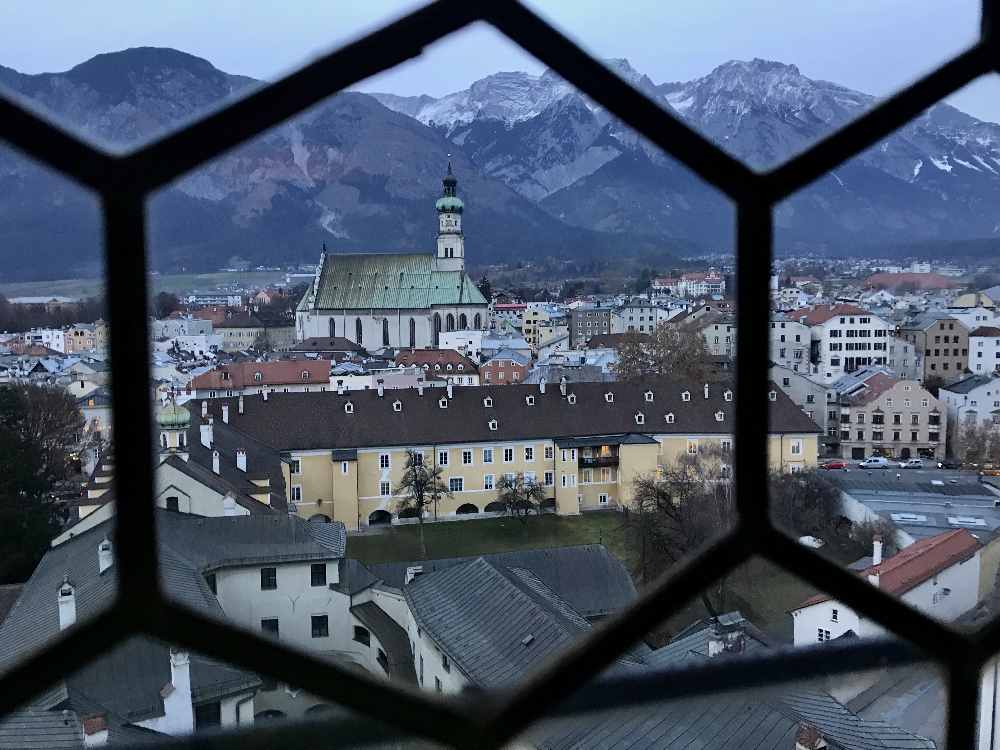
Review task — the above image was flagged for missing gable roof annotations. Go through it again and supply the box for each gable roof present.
[306,252,487,310]
[940,373,997,395]
[199,378,819,452]
[369,544,636,619]
[190,360,329,390]
[796,529,980,608]
[394,348,479,371]
[970,326,1000,337]
[787,304,871,326]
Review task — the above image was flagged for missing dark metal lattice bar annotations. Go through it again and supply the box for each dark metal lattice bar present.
[0,1,996,748]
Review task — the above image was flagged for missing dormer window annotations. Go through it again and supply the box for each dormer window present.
[768,391,777,401]
[439,397,448,409]
[393,400,402,412]
[715,411,725,422]
[483,397,493,408]
[567,394,577,404]
[434,364,441,371]
[458,364,464,371]
[423,363,430,370]
[605,392,614,403]
[665,413,675,424]
[254,372,262,382]
[644,390,654,402]
[447,364,453,371]
[635,411,645,425]
[344,401,354,414]
[488,419,498,431]
[301,371,310,380]
[724,390,734,402]
[681,391,691,402]
[525,395,535,406]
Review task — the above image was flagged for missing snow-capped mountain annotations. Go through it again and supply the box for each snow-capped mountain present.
[375,57,1000,251]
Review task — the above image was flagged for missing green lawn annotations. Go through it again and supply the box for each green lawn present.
[347,513,829,642]
[347,512,628,566]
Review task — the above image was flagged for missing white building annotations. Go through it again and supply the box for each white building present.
[970,326,1000,374]
[791,530,981,646]
[770,319,811,372]
[939,373,1000,430]
[295,165,488,348]
[611,302,677,335]
[790,304,896,382]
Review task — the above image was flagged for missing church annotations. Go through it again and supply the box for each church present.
[295,164,489,349]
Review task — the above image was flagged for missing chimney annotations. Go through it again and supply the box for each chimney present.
[337,381,346,395]
[236,449,247,472]
[795,723,827,750]
[223,492,238,516]
[706,619,745,658]
[221,403,229,424]
[560,376,568,396]
[200,417,213,449]
[446,382,453,399]
[704,383,710,399]
[872,534,883,566]
[539,379,546,394]
[868,568,880,587]
[57,576,76,630]
[82,715,109,747]
[163,648,194,734]
[201,400,207,418]
[97,538,113,574]
[262,389,269,401]
[238,394,244,414]
[417,383,425,396]
[212,450,220,475]
[377,380,385,398]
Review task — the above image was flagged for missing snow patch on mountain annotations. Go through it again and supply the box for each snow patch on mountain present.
[930,156,953,172]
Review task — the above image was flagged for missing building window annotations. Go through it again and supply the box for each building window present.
[544,471,554,486]
[599,493,609,505]
[205,573,216,595]
[462,449,473,465]
[438,450,449,466]
[790,440,802,456]
[380,481,391,497]
[687,439,698,455]
[165,496,179,512]
[832,609,839,622]
[291,459,301,475]
[442,653,450,673]
[483,448,493,464]
[312,615,329,638]
[484,474,495,491]
[342,461,349,475]
[261,618,279,638]
[379,453,390,469]
[817,628,830,642]
[311,563,327,587]
[353,626,370,646]
[291,485,302,502]
[449,477,464,492]
[503,448,514,463]
[524,446,534,462]
[435,677,442,693]
[260,567,277,591]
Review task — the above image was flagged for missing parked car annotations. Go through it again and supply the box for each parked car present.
[820,459,848,470]
[898,458,924,469]
[983,463,1000,477]
[858,457,890,469]
[938,458,962,469]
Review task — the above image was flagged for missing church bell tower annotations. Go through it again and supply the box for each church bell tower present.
[435,161,465,272]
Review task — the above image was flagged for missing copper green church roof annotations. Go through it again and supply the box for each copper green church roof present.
[303,253,487,311]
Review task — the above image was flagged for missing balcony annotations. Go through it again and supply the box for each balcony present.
[579,455,619,468]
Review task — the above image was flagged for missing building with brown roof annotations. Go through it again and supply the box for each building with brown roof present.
[194,378,820,529]
[394,349,479,386]
[216,312,296,352]
[791,530,980,645]
[830,373,945,461]
[188,360,330,398]
[787,305,897,382]
[899,314,970,383]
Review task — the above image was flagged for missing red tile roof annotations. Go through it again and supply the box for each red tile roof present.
[970,326,1000,337]
[394,349,478,372]
[863,272,959,290]
[787,304,869,326]
[843,372,899,405]
[796,529,980,608]
[190,360,329,390]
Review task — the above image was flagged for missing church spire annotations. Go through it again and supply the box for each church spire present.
[435,157,465,272]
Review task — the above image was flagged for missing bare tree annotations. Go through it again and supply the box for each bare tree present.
[769,470,843,539]
[953,422,1000,466]
[496,472,547,524]
[9,385,84,483]
[613,323,717,382]
[395,449,452,559]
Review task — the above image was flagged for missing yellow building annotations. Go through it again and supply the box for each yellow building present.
[520,308,552,349]
[200,379,819,530]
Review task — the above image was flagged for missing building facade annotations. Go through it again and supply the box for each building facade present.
[295,165,488,349]
[900,314,970,383]
[569,304,613,348]
[969,326,1000,374]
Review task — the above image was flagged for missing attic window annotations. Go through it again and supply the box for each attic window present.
[483,397,494,408]
[665,413,675,424]
[488,419,498,431]
[681,391,691,402]
[439,397,448,409]
[301,371,310,380]
[604,392,614,403]
[724,390,734,402]
[344,401,354,414]
[768,390,777,401]
[644,390,654,402]
[434,364,441,371]
[715,411,725,422]
[525,395,535,406]
[635,411,645,425]
[567,394,577,405]
[447,364,453,371]
[393,400,402,412]
[458,364,464,371]
[254,372,262,382]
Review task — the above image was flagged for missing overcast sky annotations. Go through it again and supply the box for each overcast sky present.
[4,0,998,121]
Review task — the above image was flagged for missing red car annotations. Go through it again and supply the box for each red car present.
[820,459,848,470]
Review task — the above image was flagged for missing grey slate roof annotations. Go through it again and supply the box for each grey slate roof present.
[199,378,819,452]
[0,585,22,627]
[160,455,276,514]
[939,373,995,395]
[369,544,637,619]
[533,613,935,750]
[404,557,589,687]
